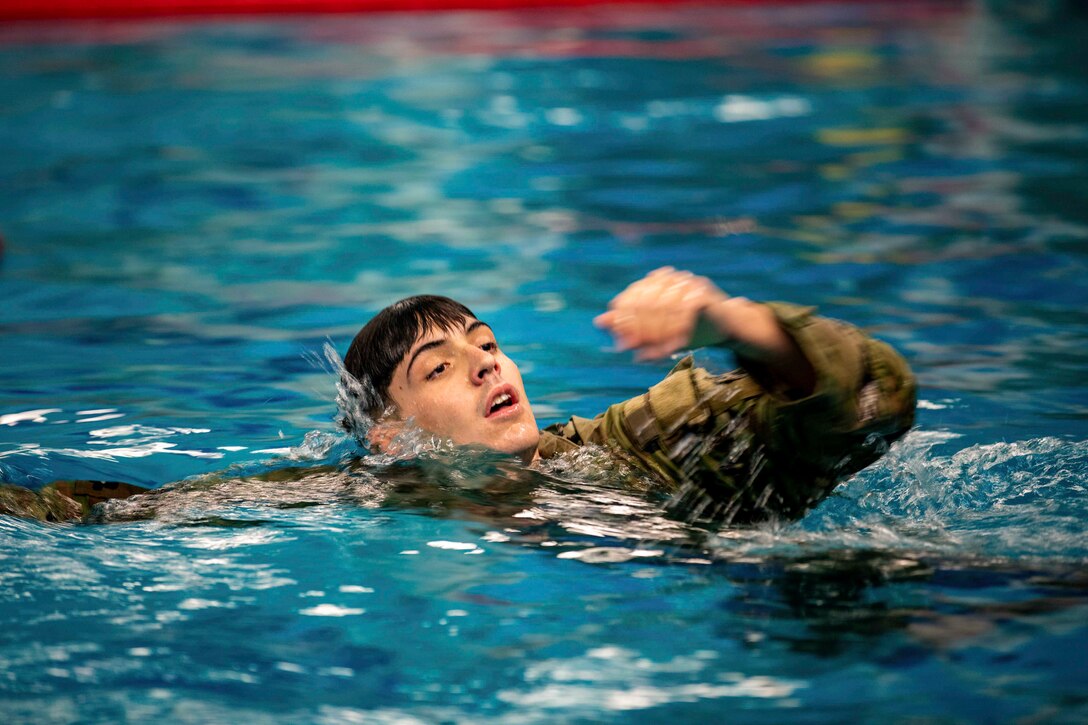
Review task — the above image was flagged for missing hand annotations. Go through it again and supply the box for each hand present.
[595,266,816,393]
[593,267,729,361]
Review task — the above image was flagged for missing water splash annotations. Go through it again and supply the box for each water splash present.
[312,341,460,467]
[699,432,1088,564]
[318,341,381,446]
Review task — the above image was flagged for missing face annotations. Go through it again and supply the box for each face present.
[384,319,540,460]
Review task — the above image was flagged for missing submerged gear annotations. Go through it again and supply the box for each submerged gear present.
[0,482,82,522]
[51,480,153,516]
[536,302,916,523]
[0,480,150,522]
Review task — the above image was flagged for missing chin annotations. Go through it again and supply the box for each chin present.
[491,425,540,459]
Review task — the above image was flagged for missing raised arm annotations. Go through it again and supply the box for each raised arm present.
[593,267,815,394]
[581,266,916,520]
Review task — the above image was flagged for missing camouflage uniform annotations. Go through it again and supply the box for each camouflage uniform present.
[536,303,917,523]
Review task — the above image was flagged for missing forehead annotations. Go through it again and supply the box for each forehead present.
[410,318,486,346]
[396,318,494,372]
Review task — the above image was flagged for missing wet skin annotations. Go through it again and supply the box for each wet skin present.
[382,319,541,462]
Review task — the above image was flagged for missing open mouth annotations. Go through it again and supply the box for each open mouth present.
[485,386,519,418]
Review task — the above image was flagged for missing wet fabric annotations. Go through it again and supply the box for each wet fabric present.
[0,482,82,522]
[536,303,917,522]
[0,480,150,522]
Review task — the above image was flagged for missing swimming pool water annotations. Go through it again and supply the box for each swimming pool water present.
[1,2,1086,722]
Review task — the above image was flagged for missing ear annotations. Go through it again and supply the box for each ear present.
[367,418,405,454]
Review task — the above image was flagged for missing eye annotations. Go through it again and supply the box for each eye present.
[426,362,448,380]
[481,341,498,353]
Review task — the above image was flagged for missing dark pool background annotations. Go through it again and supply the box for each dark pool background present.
[1,2,1086,722]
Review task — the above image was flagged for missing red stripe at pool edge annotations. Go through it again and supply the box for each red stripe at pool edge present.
[0,0,837,21]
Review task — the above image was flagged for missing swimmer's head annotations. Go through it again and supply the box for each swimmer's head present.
[344,296,539,460]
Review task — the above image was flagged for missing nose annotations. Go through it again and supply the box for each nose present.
[471,347,499,384]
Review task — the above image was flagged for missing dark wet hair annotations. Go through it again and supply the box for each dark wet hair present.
[343,295,476,417]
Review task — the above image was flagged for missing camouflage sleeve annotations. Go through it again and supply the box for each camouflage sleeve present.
[540,302,916,520]
[745,302,917,477]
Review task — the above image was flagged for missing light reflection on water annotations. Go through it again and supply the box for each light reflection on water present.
[0,1,1087,722]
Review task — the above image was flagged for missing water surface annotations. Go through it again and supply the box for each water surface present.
[0,2,1086,722]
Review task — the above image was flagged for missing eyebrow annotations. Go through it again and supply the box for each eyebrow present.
[404,320,492,380]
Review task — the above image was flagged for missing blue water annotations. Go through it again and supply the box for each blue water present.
[1,2,1087,722]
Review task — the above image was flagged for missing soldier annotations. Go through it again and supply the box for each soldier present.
[345,266,916,522]
[2,267,915,524]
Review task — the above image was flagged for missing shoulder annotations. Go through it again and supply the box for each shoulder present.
[536,428,581,459]
[537,357,762,460]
